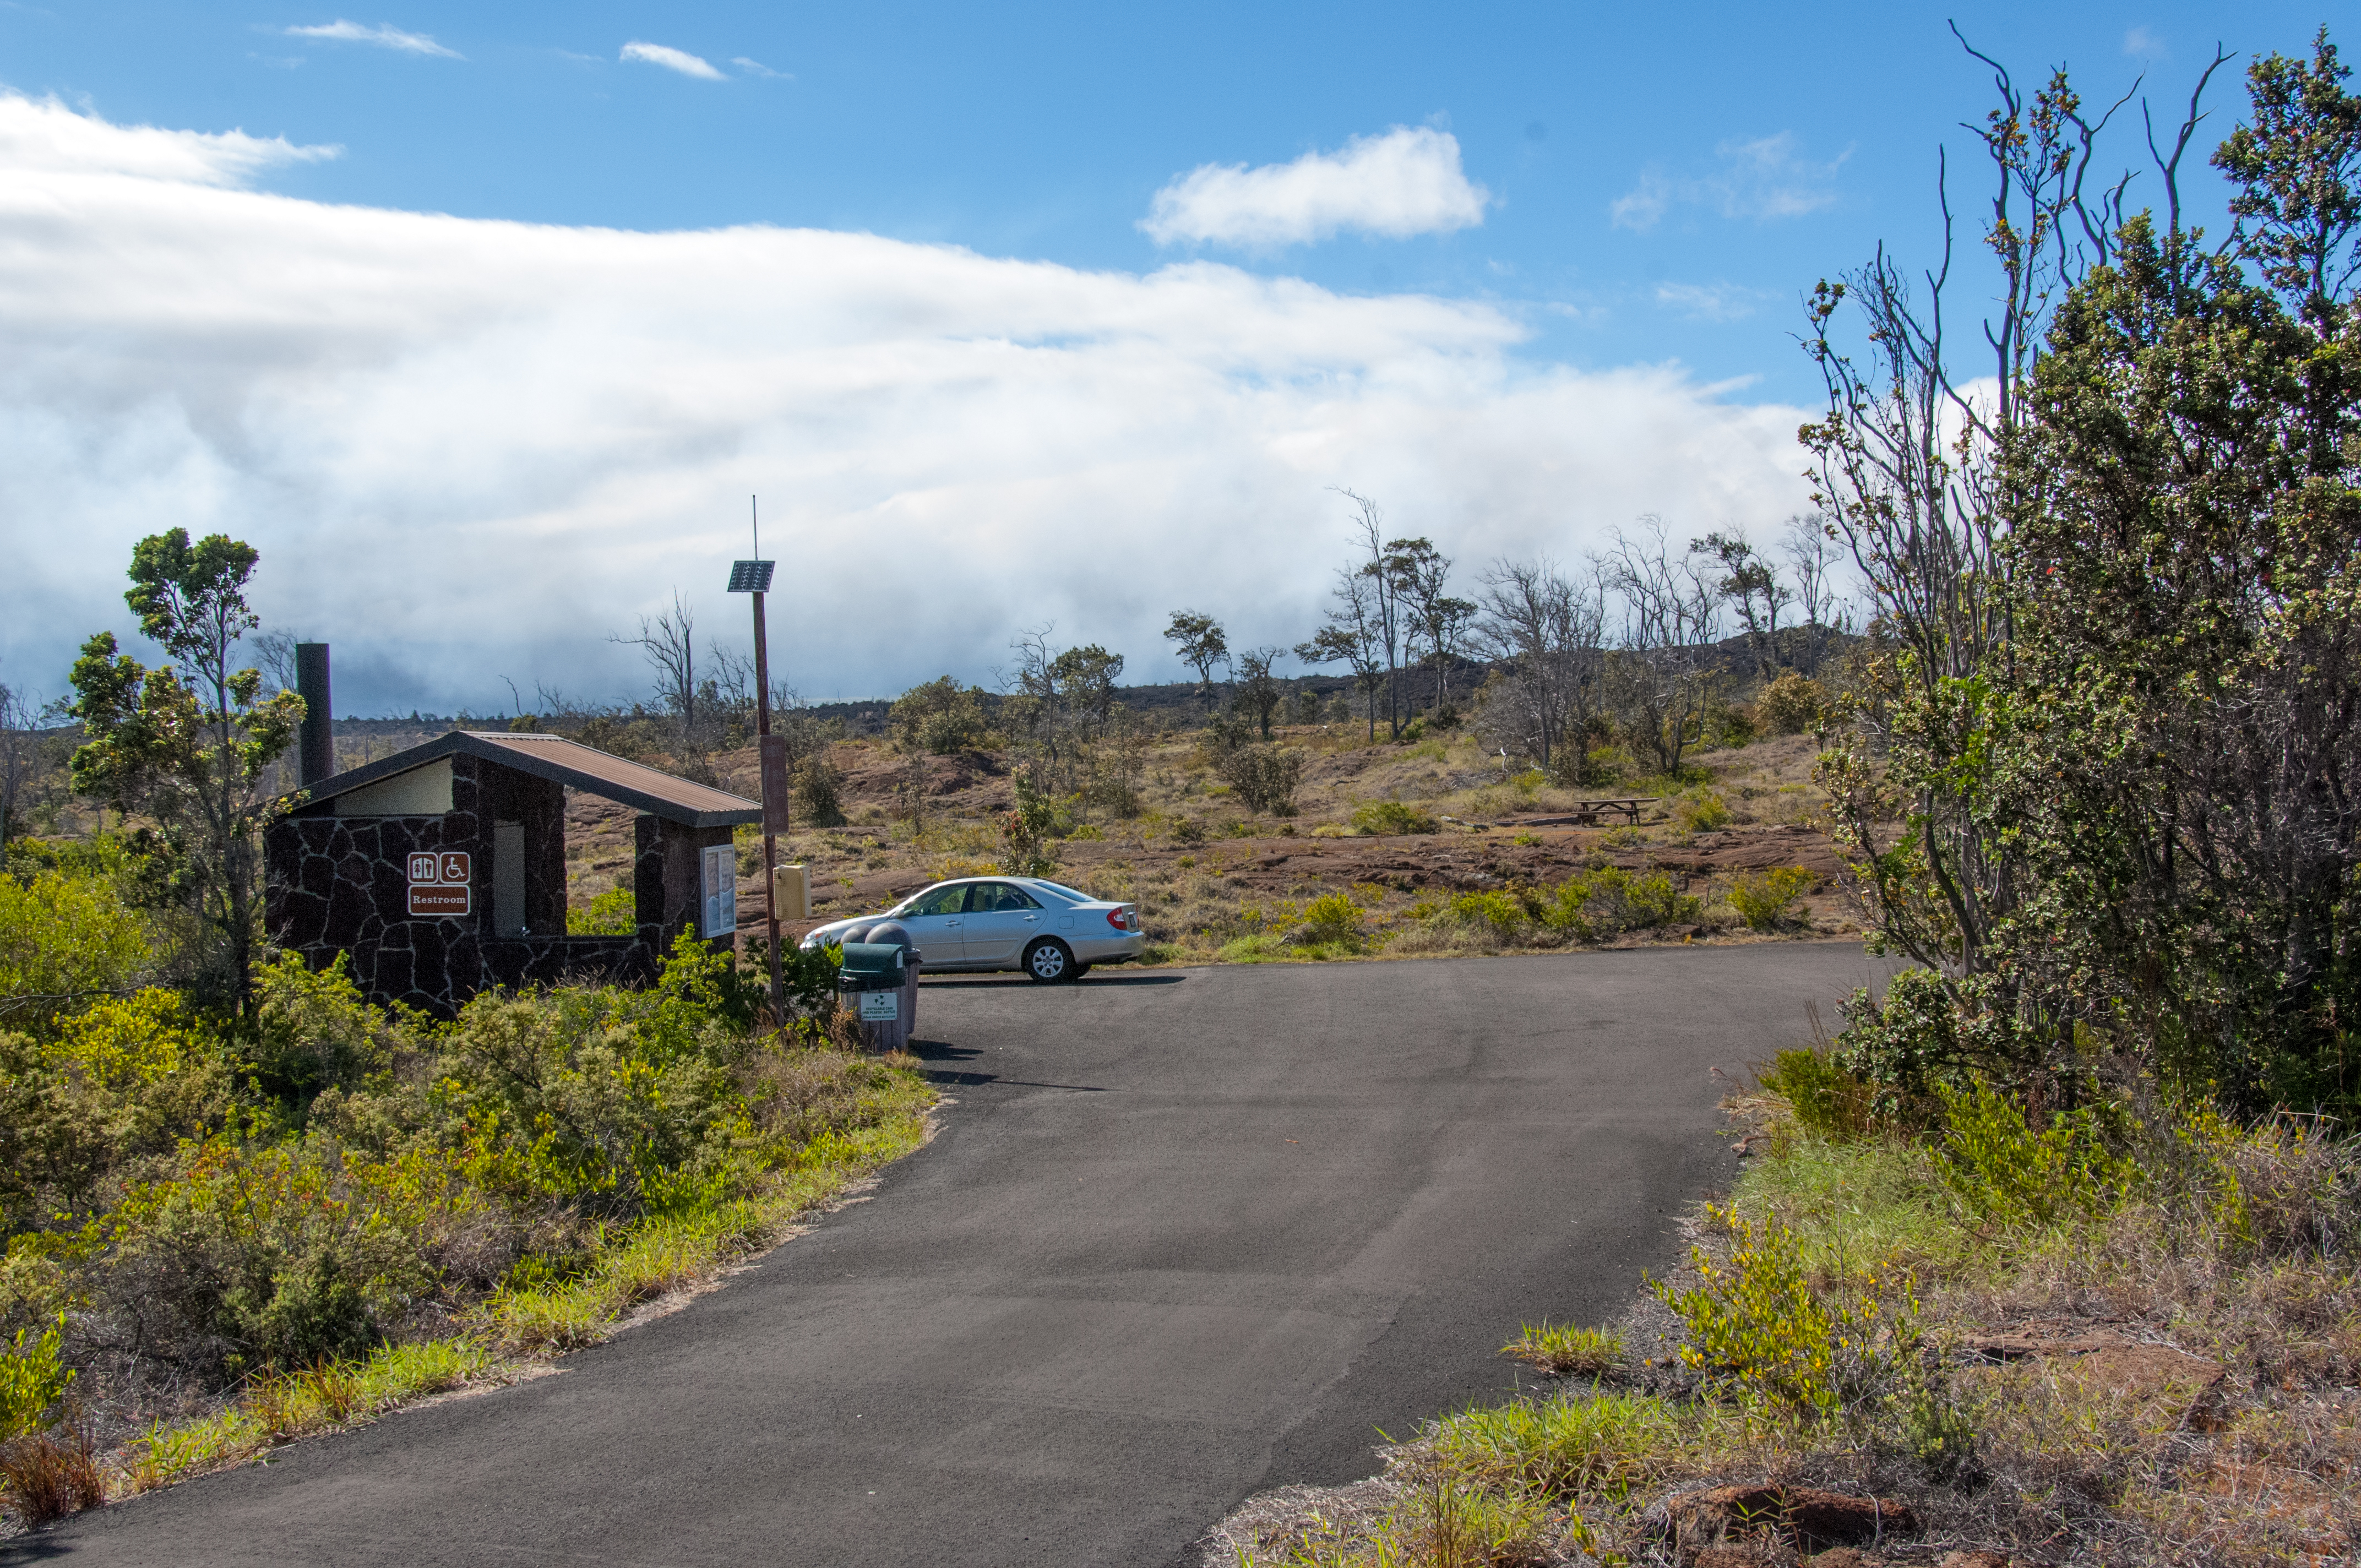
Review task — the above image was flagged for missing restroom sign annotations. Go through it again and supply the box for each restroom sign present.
[407,850,471,917]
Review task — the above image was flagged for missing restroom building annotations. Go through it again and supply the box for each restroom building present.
[263,728,758,1016]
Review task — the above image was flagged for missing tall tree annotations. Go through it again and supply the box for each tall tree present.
[1385,537,1477,714]
[1995,33,2361,1108]
[1694,530,1791,680]
[1296,568,1388,742]
[68,531,304,1011]
[1162,611,1230,710]
[1234,647,1285,739]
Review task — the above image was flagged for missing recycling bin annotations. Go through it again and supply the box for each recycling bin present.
[836,922,920,1052]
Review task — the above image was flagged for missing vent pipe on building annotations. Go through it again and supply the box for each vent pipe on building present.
[296,642,334,787]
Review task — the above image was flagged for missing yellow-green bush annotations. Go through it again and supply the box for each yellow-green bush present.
[1652,1204,1919,1426]
[1352,800,1439,835]
[0,1317,72,1439]
[1499,1321,1622,1378]
[0,863,151,1037]
[567,886,635,936]
[1934,1077,2145,1229]
[1757,672,1827,735]
[1726,866,1816,930]
[1671,787,1731,832]
[1297,892,1368,950]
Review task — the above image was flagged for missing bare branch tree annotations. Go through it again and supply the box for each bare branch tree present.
[610,592,706,770]
[1332,488,1403,736]
[1471,558,1606,778]
[1597,520,1722,777]
[0,678,36,843]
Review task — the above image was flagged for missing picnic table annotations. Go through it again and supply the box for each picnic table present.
[1471,797,1661,831]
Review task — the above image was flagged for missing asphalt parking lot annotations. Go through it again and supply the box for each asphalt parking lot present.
[11,944,1894,1568]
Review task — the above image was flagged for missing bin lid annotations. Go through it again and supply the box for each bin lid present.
[839,941,907,979]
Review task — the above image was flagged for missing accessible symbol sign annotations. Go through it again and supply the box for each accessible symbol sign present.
[407,850,472,917]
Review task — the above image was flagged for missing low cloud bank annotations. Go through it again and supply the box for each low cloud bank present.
[0,94,1810,713]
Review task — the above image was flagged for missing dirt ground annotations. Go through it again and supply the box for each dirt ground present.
[558,724,1857,961]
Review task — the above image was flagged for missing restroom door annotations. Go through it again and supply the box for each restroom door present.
[701,845,736,940]
[493,821,526,935]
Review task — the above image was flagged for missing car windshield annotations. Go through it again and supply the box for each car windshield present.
[1027,879,1098,904]
[897,883,971,918]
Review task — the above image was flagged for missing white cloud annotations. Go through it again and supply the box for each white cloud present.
[1142,126,1489,248]
[285,20,461,58]
[1612,132,1846,232]
[1654,281,1767,322]
[0,92,337,186]
[0,94,1810,711]
[2123,26,2167,60]
[731,57,790,80]
[620,41,723,80]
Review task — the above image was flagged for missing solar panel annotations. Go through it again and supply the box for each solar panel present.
[727,560,776,594]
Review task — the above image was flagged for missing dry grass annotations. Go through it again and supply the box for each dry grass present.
[1207,1107,2361,1568]
[0,1426,106,1526]
[573,726,1853,962]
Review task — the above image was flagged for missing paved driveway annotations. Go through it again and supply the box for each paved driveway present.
[12,944,1892,1567]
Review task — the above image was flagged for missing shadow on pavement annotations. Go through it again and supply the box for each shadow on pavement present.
[905,1038,1106,1092]
[919,973,1188,988]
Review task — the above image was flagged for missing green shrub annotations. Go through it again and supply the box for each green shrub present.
[1756,1047,1878,1141]
[1934,1077,2144,1229]
[1727,866,1816,930]
[1672,787,1732,832]
[248,951,404,1102]
[889,676,992,755]
[1705,704,1757,748]
[102,1131,468,1372]
[1220,744,1303,815]
[1832,968,2015,1106]
[568,886,636,936]
[1620,871,1700,929]
[1352,800,1439,836]
[792,757,847,828]
[1450,890,1530,940]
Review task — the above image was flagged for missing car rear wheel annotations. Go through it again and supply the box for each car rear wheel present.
[1024,939,1075,983]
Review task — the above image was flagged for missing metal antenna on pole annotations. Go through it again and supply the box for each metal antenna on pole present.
[730,498,785,1024]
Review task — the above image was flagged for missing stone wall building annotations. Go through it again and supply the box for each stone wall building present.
[264,730,759,1016]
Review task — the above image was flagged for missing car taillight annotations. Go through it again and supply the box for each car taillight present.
[1107,907,1130,931]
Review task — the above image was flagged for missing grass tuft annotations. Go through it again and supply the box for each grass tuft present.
[1498,1321,1623,1378]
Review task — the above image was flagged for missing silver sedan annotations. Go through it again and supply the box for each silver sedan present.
[799,875,1144,982]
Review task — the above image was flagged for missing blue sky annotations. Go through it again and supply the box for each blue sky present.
[0,3,2337,709]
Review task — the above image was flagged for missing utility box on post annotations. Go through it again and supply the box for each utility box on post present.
[774,863,810,921]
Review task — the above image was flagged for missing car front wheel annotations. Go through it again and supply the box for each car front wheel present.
[1024,939,1076,984]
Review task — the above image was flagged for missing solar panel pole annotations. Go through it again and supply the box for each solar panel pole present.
[732,504,785,1026]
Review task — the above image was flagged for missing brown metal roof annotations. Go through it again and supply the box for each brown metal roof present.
[288,730,761,827]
